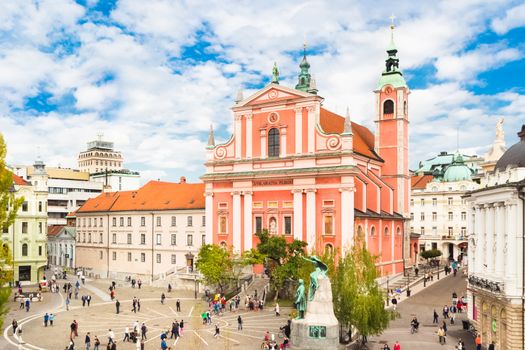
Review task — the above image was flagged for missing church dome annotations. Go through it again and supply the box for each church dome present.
[495,125,525,171]
[443,152,472,182]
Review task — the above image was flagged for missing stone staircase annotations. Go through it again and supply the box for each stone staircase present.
[236,275,270,302]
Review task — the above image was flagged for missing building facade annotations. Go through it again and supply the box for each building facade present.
[47,213,77,269]
[90,169,141,191]
[411,152,479,261]
[78,137,124,174]
[75,179,205,281]
[202,27,415,275]
[2,162,48,284]
[466,125,525,349]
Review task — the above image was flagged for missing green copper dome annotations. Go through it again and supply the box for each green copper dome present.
[443,152,472,182]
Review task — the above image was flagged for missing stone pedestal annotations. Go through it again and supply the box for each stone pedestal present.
[291,275,339,349]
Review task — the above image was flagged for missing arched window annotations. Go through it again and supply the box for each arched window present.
[22,243,28,256]
[403,101,407,115]
[268,128,280,157]
[384,226,389,236]
[357,225,363,238]
[397,227,401,235]
[370,226,376,236]
[383,100,394,115]
[325,244,334,256]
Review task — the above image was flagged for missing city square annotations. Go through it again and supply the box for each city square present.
[0,1,524,349]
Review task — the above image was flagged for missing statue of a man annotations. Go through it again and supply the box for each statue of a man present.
[496,117,505,141]
[269,217,277,235]
[294,279,307,319]
[302,256,328,301]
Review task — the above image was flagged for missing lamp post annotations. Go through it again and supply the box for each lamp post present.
[406,272,411,297]
[194,275,198,299]
[437,260,440,280]
[386,277,390,306]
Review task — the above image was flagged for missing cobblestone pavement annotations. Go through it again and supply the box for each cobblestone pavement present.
[367,271,475,350]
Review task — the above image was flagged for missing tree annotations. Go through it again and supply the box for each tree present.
[0,133,23,329]
[420,249,442,261]
[332,241,391,347]
[195,244,234,294]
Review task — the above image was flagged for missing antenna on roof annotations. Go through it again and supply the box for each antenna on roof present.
[97,132,104,141]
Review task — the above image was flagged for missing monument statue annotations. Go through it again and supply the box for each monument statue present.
[269,217,277,235]
[302,255,328,301]
[496,117,505,141]
[294,279,307,319]
[271,62,279,84]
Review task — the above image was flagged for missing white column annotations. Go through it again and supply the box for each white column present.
[340,187,354,252]
[243,191,253,251]
[280,127,287,157]
[307,106,315,153]
[486,205,495,275]
[293,189,303,241]
[246,114,253,158]
[235,115,242,159]
[506,203,518,289]
[495,204,505,276]
[475,206,484,274]
[260,129,267,159]
[205,192,214,245]
[295,107,302,154]
[232,191,242,252]
[306,189,316,251]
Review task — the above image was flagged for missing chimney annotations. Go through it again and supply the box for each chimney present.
[180,176,187,184]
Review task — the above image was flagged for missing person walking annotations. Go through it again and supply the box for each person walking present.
[393,341,401,350]
[475,334,482,350]
[392,296,398,311]
[49,313,55,326]
[141,323,147,340]
[176,299,181,312]
[275,303,280,316]
[93,336,100,350]
[123,327,130,342]
[237,315,243,330]
[115,300,120,314]
[161,293,166,305]
[488,341,495,350]
[85,332,91,350]
[66,297,70,311]
[12,319,18,335]
[44,313,49,327]
[437,327,445,345]
[214,324,220,338]
[25,298,30,312]
[179,319,184,336]
[87,295,91,307]
[433,309,439,323]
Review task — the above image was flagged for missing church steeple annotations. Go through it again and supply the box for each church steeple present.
[295,43,313,93]
[377,16,407,89]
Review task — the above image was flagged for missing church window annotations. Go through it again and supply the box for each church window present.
[268,128,280,157]
[383,100,394,115]
[396,227,401,235]
[22,243,28,257]
[284,216,292,235]
[384,226,389,236]
[370,226,376,236]
[255,216,262,234]
[324,215,334,235]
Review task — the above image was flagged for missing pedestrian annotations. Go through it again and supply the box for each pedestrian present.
[137,279,142,289]
[442,320,447,335]
[179,319,184,336]
[383,345,391,350]
[25,298,31,312]
[456,338,464,350]
[393,341,401,350]
[237,315,243,330]
[488,341,495,350]
[66,297,70,311]
[44,313,49,327]
[115,300,120,314]
[392,296,398,310]
[475,334,481,350]
[437,326,445,344]
[110,341,117,350]
[94,336,100,350]
[87,295,91,307]
[161,293,166,305]
[123,327,130,342]
[275,303,280,316]
[12,319,18,335]
[108,329,115,344]
[214,324,220,338]
[168,284,172,293]
[85,332,91,350]
[450,312,455,325]
[176,299,181,312]
[141,323,147,340]
[49,313,55,326]
[433,309,439,323]
[137,299,141,312]
[82,295,86,307]
[161,338,168,350]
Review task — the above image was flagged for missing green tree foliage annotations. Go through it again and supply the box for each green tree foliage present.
[332,241,391,345]
[420,249,442,261]
[0,133,23,328]
[195,244,234,294]
[255,230,308,298]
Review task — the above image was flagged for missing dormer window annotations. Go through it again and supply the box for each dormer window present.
[268,128,280,157]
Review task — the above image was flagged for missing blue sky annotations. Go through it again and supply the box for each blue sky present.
[0,0,524,183]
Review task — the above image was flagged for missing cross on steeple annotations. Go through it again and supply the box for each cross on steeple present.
[389,14,396,29]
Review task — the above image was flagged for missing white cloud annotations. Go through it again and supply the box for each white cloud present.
[492,3,525,34]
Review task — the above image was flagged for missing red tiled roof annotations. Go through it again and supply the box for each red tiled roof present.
[66,211,77,218]
[47,225,64,237]
[77,181,205,213]
[319,108,381,161]
[12,173,30,186]
[411,175,433,189]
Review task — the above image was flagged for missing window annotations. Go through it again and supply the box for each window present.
[461,212,466,221]
[88,218,91,227]
[420,199,425,206]
[171,254,176,265]
[112,234,117,244]
[171,216,176,227]
[93,219,97,228]
[156,216,161,227]
[88,233,91,243]
[384,226,389,236]
[187,216,193,227]
[141,234,146,245]
[156,234,162,245]
[219,216,227,234]
[38,201,42,212]
[22,243,28,256]
[432,212,437,221]
[2,225,8,234]
[461,227,467,236]
[39,222,43,234]
[284,216,292,235]
[156,254,161,263]
[448,227,453,236]
[370,226,376,236]
[83,218,86,227]
[22,222,28,233]
[38,245,42,256]
[410,199,414,207]
[120,217,124,227]
[140,217,145,226]
[127,217,132,226]
[22,202,28,212]
[82,233,86,242]
[420,227,425,235]
[268,128,280,157]
[112,252,116,260]
[432,198,437,206]
[127,252,132,262]
[324,215,333,235]
[127,234,132,244]
[448,212,453,221]
[171,234,177,245]
[432,242,438,250]
[187,234,193,246]
[383,100,394,114]
[432,226,437,235]
[410,213,414,220]
[99,233,103,244]
[255,217,262,234]
[202,216,206,227]
[100,251,103,260]
[420,212,425,221]
[202,234,206,245]
[448,197,453,205]
[100,218,103,227]
[141,253,145,262]
[397,227,401,235]
[112,218,116,226]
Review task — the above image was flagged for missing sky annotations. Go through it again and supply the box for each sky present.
[0,0,524,183]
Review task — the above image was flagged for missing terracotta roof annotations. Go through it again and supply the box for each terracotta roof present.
[319,108,381,161]
[66,211,77,218]
[47,225,65,237]
[411,175,433,189]
[77,181,205,213]
[12,173,30,186]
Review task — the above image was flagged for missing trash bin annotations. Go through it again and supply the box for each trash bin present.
[462,320,469,330]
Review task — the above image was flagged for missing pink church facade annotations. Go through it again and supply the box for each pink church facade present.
[203,32,416,275]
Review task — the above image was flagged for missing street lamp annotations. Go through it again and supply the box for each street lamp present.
[194,275,198,299]
[386,277,390,306]
[437,260,440,280]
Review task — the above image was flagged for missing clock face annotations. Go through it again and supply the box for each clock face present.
[385,87,393,94]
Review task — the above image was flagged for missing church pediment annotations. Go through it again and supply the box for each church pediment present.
[235,83,320,108]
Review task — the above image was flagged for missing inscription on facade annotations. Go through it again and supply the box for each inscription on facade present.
[253,179,293,186]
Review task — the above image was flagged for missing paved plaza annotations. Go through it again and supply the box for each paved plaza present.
[2,276,291,350]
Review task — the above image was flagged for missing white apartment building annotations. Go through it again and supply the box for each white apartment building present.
[411,152,479,261]
[75,179,205,281]
[465,124,525,349]
[90,169,140,191]
[78,137,123,174]
[47,213,77,269]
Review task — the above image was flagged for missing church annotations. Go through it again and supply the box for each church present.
[202,26,415,275]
